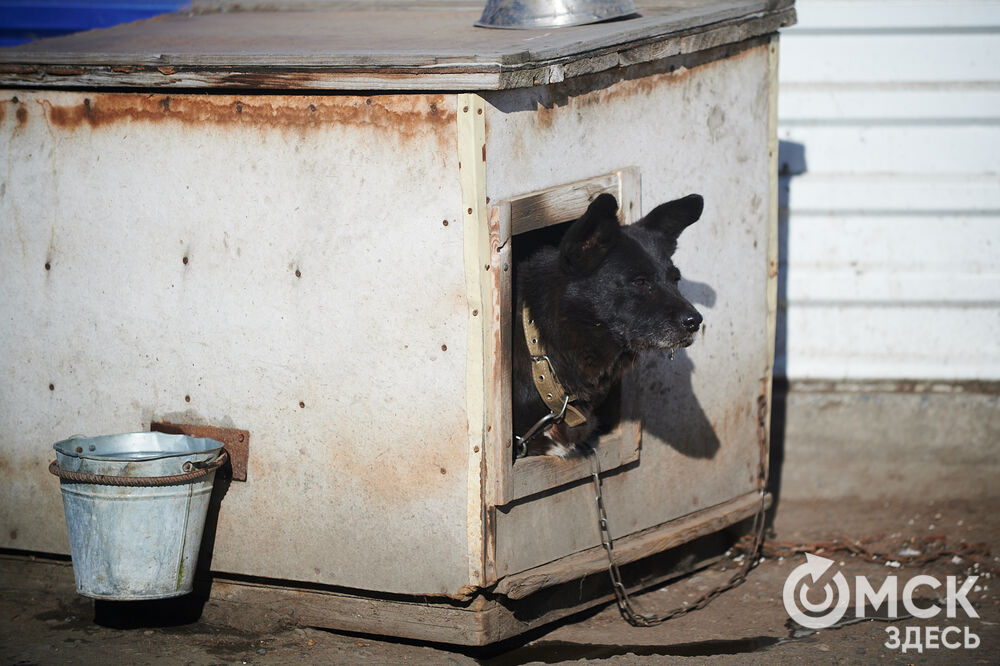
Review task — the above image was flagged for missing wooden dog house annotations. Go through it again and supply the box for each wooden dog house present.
[0,0,793,645]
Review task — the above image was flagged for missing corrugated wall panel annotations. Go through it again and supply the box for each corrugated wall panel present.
[777,0,1000,380]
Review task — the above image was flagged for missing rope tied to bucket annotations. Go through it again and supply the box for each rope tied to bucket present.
[49,449,228,486]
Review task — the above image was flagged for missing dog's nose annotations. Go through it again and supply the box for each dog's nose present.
[681,311,703,332]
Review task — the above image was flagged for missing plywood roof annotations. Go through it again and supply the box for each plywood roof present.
[0,0,794,90]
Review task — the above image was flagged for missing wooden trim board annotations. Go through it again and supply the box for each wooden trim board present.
[487,168,643,507]
[495,490,770,599]
[458,92,490,592]
[763,34,781,475]
[201,491,767,645]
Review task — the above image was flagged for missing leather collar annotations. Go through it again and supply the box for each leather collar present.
[522,302,587,428]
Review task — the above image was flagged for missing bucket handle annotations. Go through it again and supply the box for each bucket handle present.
[49,450,228,487]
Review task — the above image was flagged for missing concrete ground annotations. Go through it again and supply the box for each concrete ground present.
[3,495,998,665]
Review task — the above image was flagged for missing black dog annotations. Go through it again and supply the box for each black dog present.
[513,192,704,457]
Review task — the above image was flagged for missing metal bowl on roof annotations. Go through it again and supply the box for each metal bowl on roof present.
[476,0,639,29]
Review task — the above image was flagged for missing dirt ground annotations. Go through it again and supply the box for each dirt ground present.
[2,496,998,665]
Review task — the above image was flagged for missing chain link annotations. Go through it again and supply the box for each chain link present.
[589,394,769,627]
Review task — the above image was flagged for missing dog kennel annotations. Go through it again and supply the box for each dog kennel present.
[0,0,793,645]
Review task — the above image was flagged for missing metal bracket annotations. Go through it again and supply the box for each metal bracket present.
[150,421,250,482]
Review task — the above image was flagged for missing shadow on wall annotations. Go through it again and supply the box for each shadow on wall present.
[775,139,807,380]
[768,140,807,526]
[639,279,721,459]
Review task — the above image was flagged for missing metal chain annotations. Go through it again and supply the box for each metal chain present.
[515,394,570,458]
[589,394,770,627]
[49,450,228,487]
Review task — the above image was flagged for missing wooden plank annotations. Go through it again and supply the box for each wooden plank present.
[0,66,504,92]
[509,173,620,236]
[485,201,513,577]
[209,579,498,646]
[764,34,779,482]
[458,92,489,592]
[506,406,639,504]
[618,165,642,225]
[0,2,793,66]
[495,491,769,599]
[0,1,795,91]
[202,532,728,646]
[0,540,734,646]
[505,11,794,89]
[507,166,639,237]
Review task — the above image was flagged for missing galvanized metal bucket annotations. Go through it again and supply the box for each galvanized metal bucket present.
[51,432,225,600]
[476,0,638,29]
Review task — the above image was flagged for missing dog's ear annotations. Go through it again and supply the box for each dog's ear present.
[560,193,621,275]
[638,194,704,254]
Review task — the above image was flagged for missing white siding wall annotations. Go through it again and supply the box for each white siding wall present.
[777,0,1000,380]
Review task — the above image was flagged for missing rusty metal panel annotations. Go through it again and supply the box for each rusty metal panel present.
[484,43,774,574]
[150,422,250,482]
[0,91,473,595]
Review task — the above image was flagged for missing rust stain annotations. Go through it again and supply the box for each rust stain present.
[16,104,27,126]
[112,66,133,73]
[38,92,454,142]
[326,414,468,509]
[157,66,176,75]
[0,65,38,75]
[44,67,87,76]
[533,44,764,128]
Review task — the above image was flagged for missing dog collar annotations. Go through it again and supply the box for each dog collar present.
[522,302,587,428]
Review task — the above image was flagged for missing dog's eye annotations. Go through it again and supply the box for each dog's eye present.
[631,278,649,288]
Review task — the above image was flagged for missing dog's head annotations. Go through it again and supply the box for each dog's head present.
[558,192,704,351]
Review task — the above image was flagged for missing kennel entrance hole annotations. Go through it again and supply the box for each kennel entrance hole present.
[488,168,643,506]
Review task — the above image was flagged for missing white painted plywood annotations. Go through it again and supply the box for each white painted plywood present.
[484,44,773,573]
[0,91,474,595]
